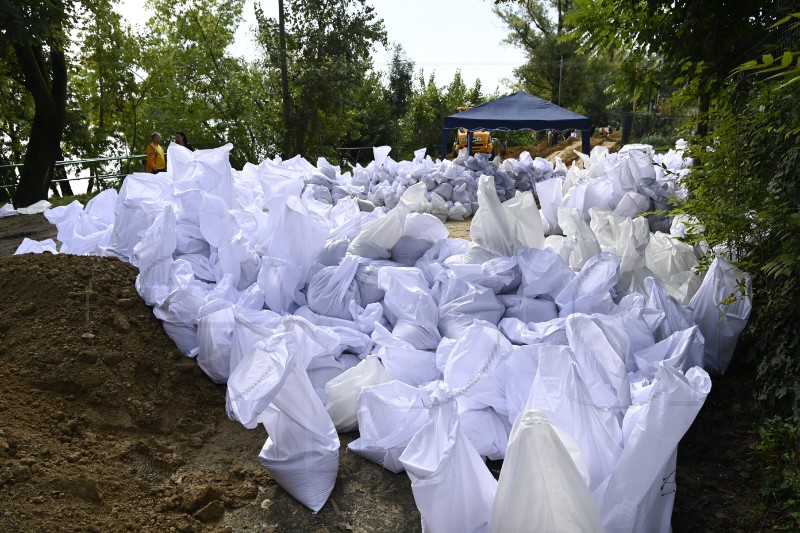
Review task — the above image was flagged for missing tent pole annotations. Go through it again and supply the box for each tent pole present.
[581,129,591,154]
[441,129,449,160]
[467,130,473,156]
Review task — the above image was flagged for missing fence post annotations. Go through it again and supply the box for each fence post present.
[621,112,633,147]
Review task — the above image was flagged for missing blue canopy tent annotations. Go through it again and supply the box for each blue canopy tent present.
[440,91,592,159]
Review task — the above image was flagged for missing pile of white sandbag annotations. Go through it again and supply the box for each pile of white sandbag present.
[15,141,751,532]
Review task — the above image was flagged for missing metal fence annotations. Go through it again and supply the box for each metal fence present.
[0,154,146,196]
[621,114,695,146]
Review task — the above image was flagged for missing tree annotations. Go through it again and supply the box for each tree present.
[141,0,272,167]
[567,0,783,135]
[495,0,617,124]
[386,44,414,118]
[0,0,72,207]
[256,0,386,158]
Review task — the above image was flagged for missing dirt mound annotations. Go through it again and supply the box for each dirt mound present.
[0,253,420,532]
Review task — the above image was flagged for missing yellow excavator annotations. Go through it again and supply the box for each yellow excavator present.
[452,106,507,157]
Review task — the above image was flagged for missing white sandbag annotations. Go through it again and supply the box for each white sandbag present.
[535,177,564,235]
[152,259,210,326]
[227,331,339,512]
[429,192,450,221]
[645,276,705,368]
[435,270,505,339]
[498,316,568,347]
[589,208,650,289]
[400,394,498,533]
[325,355,391,432]
[306,255,361,319]
[14,238,58,254]
[557,208,601,270]
[516,247,575,300]
[498,294,559,323]
[348,182,428,259]
[134,205,177,307]
[377,267,441,350]
[443,322,512,416]
[259,195,329,313]
[444,251,520,294]
[688,256,752,375]
[0,203,17,217]
[471,175,545,256]
[348,380,431,473]
[196,299,236,384]
[555,252,620,317]
[613,191,650,219]
[524,345,623,493]
[458,407,509,461]
[229,308,283,374]
[597,365,711,532]
[354,259,395,305]
[50,190,117,256]
[161,321,198,356]
[16,199,51,214]
[372,323,441,386]
[632,326,700,381]
[645,231,702,304]
[106,172,173,263]
[391,213,449,266]
[489,410,604,533]
[294,302,383,336]
[415,238,470,286]
[566,314,631,415]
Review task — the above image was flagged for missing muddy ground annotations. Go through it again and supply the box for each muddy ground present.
[0,212,774,532]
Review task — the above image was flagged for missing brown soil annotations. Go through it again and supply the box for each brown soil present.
[0,211,775,532]
[0,252,420,532]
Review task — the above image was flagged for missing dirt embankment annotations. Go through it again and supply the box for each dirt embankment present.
[0,253,420,532]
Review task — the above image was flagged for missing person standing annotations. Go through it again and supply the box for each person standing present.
[146,132,166,173]
[174,131,194,151]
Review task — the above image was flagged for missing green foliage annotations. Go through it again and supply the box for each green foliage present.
[671,12,800,419]
[142,0,272,167]
[753,417,800,528]
[637,134,675,152]
[495,0,618,124]
[567,0,784,132]
[386,44,414,118]
[255,0,387,159]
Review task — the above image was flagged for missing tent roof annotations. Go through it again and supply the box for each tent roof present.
[442,91,590,131]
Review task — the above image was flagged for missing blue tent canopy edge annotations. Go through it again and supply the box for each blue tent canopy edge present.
[440,90,592,158]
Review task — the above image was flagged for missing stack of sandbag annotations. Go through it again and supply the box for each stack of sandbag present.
[16,139,749,531]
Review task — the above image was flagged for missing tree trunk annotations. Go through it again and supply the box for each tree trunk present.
[11,42,68,208]
[278,0,292,159]
[695,89,711,137]
[56,146,73,197]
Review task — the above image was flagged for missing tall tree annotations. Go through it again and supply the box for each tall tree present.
[495,0,616,124]
[256,0,386,158]
[567,0,782,134]
[140,0,279,167]
[0,0,73,207]
[386,44,414,119]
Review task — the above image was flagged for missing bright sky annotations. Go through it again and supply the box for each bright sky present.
[115,0,526,93]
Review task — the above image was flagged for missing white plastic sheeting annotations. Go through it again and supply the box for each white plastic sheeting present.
[12,140,751,529]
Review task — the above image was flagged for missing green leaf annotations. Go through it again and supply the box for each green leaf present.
[782,51,794,68]
[763,53,775,66]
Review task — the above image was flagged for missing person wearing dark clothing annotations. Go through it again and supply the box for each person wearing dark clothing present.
[174,132,194,151]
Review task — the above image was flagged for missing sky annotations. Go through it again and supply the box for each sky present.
[115,0,527,93]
